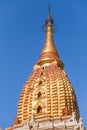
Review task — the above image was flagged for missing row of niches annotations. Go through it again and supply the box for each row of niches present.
[64,96,73,100]
[37,66,47,76]
[34,105,46,115]
[33,99,46,115]
[34,105,73,116]
[33,81,46,99]
[59,93,73,97]
[32,66,47,87]
[59,90,72,95]
[33,102,74,116]
[38,64,55,77]
[33,90,46,100]
[33,79,45,89]
[59,85,73,92]
[64,90,73,94]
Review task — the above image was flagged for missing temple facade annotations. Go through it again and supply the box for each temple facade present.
[6,5,85,130]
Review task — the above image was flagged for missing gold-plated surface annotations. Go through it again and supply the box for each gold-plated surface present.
[17,61,79,123]
[17,23,79,124]
[41,26,58,55]
[37,25,64,68]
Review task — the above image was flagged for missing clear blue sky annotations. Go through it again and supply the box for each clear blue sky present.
[0,0,87,129]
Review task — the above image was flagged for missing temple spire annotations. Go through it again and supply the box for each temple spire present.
[37,4,64,68]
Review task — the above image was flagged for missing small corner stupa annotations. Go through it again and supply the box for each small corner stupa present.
[6,4,86,130]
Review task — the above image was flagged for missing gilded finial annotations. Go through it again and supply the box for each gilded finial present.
[37,4,64,68]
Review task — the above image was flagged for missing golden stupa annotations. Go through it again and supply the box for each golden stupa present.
[17,6,79,124]
[6,4,86,130]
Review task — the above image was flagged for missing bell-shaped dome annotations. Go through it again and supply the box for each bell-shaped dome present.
[17,6,79,124]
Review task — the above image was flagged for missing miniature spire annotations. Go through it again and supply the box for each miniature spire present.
[37,4,64,68]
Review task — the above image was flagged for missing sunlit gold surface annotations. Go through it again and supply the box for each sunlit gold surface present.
[17,24,79,123]
[41,26,58,55]
[37,26,64,68]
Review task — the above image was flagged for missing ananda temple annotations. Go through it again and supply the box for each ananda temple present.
[6,4,86,130]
